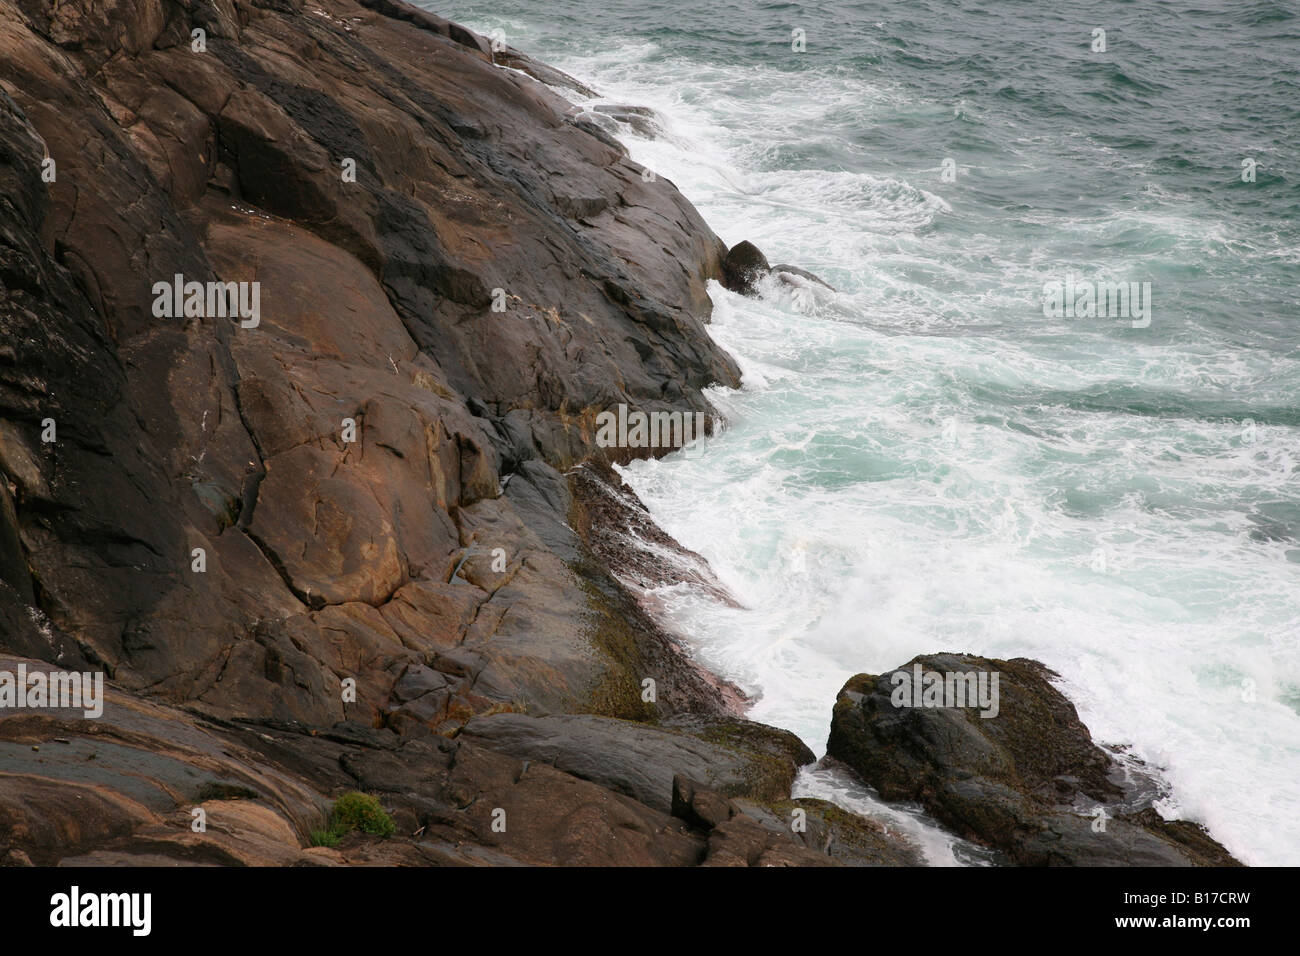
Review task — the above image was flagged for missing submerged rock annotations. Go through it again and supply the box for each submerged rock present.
[827,653,1241,866]
[592,103,663,138]
[771,263,836,291]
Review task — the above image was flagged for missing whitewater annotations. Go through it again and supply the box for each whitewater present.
[438,0,1300,866]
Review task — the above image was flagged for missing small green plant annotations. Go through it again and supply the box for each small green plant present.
[307,792,397,848]
[309,828,341,848]
[329,791,396,837]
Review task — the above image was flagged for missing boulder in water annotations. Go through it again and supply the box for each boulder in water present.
[771,263,835,291]
[722,240,771,294]
[593,104,663,138]
[827,653,1242,866]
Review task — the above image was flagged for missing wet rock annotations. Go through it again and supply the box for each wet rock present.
[494,46,597,96]
[0,0,738,736]
[771,263,836,290]
[737,796,923,866]
[827,653,1241,866]
[356,0,493,59]
[669,776,847,867]
[570,460,740,606]
[592,103,663,138]
[722,240,771,294]
[460,712,811,811]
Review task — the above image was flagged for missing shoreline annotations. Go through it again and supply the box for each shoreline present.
[498,21,1248,866]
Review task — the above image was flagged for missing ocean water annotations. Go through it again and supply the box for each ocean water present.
[434,0,1300,865]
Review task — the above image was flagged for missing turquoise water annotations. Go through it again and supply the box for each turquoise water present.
[435,0,1300,865]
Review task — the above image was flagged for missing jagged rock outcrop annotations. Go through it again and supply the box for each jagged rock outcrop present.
[0,651,917,867]
[827,653,1240,866]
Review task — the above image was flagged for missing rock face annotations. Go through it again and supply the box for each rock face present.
[0,0,741,734]
[827,654,1240,866]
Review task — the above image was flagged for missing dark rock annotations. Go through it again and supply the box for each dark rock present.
[669,777,857,867]
[355,0,493,59]
[502,460,580,563]
[722,240,771,294]
[494,47,597,97]
[0,584,86,668]
[737,796,923,866]
[570,460,740,606]
[827,653,1241,866]
[391,664,450,704]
